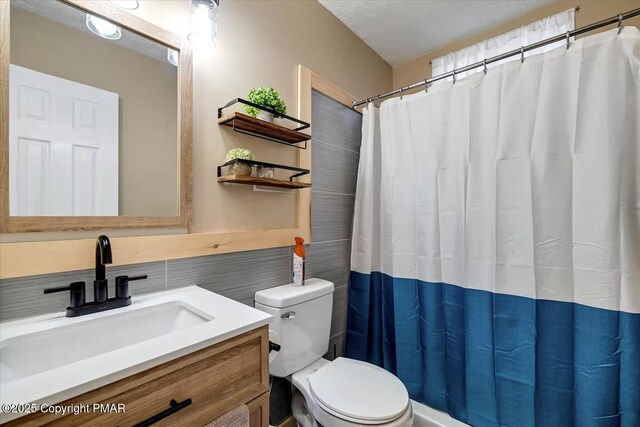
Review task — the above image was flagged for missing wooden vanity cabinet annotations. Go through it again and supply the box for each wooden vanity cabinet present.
[4,326,270,427]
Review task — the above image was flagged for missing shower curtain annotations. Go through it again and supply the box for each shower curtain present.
[346,28,640,427]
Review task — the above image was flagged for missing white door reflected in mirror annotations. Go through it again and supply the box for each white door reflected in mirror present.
[9,65,119,216]
[7,0,180,219]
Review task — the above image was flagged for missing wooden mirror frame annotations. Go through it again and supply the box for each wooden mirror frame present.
[0,0,192,232]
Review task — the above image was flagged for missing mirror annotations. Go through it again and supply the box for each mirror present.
[7,0,183,221]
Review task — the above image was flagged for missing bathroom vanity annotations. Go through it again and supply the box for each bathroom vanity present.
[0,287,272,426]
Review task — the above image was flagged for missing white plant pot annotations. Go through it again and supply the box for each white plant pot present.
[257,111,274,123]
[257,166,275,178]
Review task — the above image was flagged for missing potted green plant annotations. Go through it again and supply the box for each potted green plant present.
[225,148,255,176]
[245,87,287,123]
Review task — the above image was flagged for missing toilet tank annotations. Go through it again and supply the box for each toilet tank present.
[254,279,334,377]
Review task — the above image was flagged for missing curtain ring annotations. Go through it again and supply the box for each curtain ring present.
[483,59,487,74]
[452,69,457,84]
[520,46,525,63]
[424,79,428,93]
[566,30,571,49]
[400,87,404,100]
[617,14,623,34]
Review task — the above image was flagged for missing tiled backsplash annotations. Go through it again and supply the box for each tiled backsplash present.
[0,261,167,321]
[0,245,347,332]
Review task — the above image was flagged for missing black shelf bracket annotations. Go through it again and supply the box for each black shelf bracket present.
[218,98,310,131]
[217,159,310,182]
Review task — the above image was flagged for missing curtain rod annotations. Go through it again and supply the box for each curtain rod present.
[352,7,640,109]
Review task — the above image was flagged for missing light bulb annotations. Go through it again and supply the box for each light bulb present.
[86,14,122,40]
[188,4,212,45]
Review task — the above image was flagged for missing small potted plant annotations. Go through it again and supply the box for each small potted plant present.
[225,148,255,176]
[245,87,287,123]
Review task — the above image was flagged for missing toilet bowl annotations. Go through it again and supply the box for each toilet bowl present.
[254,279,413,427]
[291,358,413,427]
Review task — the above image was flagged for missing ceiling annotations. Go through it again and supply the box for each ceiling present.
[318,0,558,66]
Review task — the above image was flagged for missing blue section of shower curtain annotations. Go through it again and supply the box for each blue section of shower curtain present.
[345,271,640,427]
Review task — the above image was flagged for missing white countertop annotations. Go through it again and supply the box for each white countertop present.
[0,286,272,423]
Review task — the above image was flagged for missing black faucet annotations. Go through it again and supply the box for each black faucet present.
[44,235,147,317]
[94,235,113,303]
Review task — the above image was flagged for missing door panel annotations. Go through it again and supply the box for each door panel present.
[72,97,98,129]
[17,84,51,124]
[72,145,98,215]
[17,137,50,216]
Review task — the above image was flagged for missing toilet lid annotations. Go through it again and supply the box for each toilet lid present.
[308,357,409,424]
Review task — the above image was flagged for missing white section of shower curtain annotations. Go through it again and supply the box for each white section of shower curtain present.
[432,8,575,81]
[351,28,640,314]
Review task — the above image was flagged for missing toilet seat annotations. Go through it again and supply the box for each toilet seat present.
[308,357,409,424]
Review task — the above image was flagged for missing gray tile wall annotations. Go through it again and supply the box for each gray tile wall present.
[0,90,362,425]
[308,90,362,355]
[0,261,167,321]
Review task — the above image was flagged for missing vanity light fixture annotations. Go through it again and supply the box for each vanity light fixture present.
[188,0,220,46]
[86,14,122,40]
[167,48,179,66]
[108,0,139,10]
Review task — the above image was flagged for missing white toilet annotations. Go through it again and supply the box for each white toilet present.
[255,278,413,427]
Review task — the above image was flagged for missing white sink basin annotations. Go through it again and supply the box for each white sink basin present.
[0,286,272,423]
[0,301,211,384]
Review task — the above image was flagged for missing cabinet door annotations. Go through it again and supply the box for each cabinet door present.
[247,392,270,427]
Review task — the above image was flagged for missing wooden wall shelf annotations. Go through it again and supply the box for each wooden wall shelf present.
[217,159,310,190]
[218,99,311,149]
[218,175,311,189]
[218,112,311,147]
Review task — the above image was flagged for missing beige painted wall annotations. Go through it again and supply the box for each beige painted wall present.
[139,0,392,234]
[10,6,179,216]
[1,0,392,243]
[393,0,640,89]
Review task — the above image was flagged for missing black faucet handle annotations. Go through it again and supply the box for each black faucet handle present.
[44,282,86,308]
[44,285,72,294]
[115,275,148,299]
